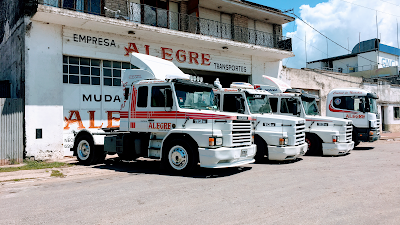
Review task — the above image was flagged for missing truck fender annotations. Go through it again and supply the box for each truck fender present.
[160,130,199,161]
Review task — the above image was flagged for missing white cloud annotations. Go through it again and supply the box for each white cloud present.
[283,0,400,69]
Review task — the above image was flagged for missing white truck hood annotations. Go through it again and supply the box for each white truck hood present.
[305,115,352,125]
[253,113,305,125]
[255,75,292,94]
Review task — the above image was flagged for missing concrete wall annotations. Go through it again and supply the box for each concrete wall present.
[358,51,378,71]
[378,52,399,68]
[0,0,26,98]
[25,21,64,160]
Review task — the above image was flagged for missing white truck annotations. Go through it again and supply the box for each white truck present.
[70,53,256,174]
[255,76,354,156]
[327,88,380,146]
[213,82,308,162]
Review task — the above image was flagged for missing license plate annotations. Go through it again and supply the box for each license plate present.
[241,149,247,157]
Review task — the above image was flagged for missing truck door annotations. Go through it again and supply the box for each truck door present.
[148,84,176,133]
[132,85,150,132]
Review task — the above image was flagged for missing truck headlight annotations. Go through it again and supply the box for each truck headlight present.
[279,137,288,146]
[209,137,223,146]
[332,135,339,143]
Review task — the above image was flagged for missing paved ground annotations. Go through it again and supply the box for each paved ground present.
[0,140,399,225]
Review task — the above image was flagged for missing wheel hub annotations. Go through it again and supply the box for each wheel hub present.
[78,140,90,160]
[169,146,188,170]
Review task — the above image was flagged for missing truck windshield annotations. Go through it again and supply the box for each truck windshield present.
[246,93,271,114]
[302,97,319,115]
[367,98,378,114]
[174,83,215,110]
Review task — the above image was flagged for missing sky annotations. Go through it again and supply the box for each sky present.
[248,0,400,69]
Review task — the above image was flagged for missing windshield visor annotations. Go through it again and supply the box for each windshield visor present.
[174,83,215,110]
[246,93,271,114]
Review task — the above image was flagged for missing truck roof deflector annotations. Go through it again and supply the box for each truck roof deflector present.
[130,53,190,80]
[260,75,292,93]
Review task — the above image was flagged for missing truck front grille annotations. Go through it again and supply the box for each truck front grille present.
[346,123,353,142]
[295,122,306,145]
[232,120,252,146]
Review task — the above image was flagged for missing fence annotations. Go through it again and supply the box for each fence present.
[40,1,292,51]
[0,98,24,165]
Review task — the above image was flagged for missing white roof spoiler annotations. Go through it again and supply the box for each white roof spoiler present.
[254,75,292,94]
[130,53,190,80]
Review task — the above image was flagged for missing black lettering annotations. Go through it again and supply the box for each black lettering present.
[83,94,92,102]
[110,40,116,47]
[87,36,91,43]
[98,38,103,45]
[105,95,112,102]
[104,39,109,46]
[79,35,86,43]
[244,67,247,73]
[114,95,121,102]
[74,34,78,42]
[94,95,102,102]
[92,37,97,44]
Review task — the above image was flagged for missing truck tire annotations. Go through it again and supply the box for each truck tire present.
[352,130,360,147]
[305,133,322,156]
[162,139,198,174]
[254,136,268,163]
[75,134,101,165]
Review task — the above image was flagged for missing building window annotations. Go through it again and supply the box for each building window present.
[62,0,104,15]
[394,107,400,119]
[63,56,137,86]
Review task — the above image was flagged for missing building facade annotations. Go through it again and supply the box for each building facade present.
[0,0,294,159]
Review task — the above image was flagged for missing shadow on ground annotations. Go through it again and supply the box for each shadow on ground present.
[352,146,375,151]
[256,158,303,165]
[73,158,252,179]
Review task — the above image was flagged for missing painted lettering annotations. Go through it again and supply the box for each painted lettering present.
[144,45,150,55]
[94,95,102,102]
[92,37,97,44]
[176,50,186,63]
[83,94,91,102]
[189,52,199,64]
[201,54,211,66]
[73,34,116,48]
[148,122,172,130]
[161,47,173,61]
[64,110,85,130]
[107,111,120,128]
[110,40,116,47]
[346,114,366,119]
[88,111,103,128]
[125,42,139,56]
[104,39,109,46]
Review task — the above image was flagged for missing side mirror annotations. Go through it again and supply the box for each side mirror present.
[124,87,130,100]
[292,102,298,115]
[164,88,173,107]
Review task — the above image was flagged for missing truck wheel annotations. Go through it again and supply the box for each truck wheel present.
[305,133,322,156]
[75,134,98,165]
[254,136,268,163]
[162,139,198,174]
[352,131,360,147]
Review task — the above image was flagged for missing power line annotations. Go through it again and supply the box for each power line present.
[379,0,400,7]
[290,12,379,65]
[338,0,400,18]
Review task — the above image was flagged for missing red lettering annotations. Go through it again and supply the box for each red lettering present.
[189,52,199,64]
[64,110,85,130]
[124,43,139,56]
[88,111,103,128]
[161,47,173,61]
[107,111,120,128]
[130,122,135,128]
[201,53,211,66]
[144,45,150,55]
[176,50,186,63]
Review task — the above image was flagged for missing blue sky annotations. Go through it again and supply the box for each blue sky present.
[246,0,400,69]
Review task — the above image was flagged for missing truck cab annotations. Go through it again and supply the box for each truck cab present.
[256,76,354,156]
[214,82,307,162]
[327,88,380,146]
[73,53,256,174]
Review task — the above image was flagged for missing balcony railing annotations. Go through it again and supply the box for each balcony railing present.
[40,1,292,51]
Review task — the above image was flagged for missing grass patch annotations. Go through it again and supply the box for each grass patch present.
[50,170,65,178]
[0,160,73,173]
